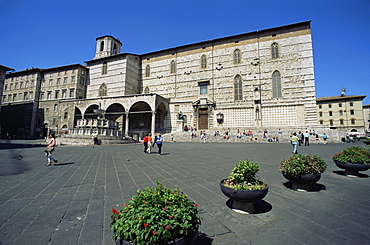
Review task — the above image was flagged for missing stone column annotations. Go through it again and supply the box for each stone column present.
[151,111,156,137]
[125,112,129,136]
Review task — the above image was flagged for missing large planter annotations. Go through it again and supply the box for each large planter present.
[220,179,268,214]
[115,224,199,245]
[282,172,321,191]
[334,160,370,176]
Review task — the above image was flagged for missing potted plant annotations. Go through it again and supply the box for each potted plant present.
[111,181,201,245]
[332,146,370,176]
[220,160,268,214]
[279,154,327,191]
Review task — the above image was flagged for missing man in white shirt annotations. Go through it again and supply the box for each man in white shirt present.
[304,131,310,146]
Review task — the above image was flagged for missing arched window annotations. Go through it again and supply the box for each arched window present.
[272,70,282,98]
[145,65,150,77]
[339,110,343,116]
[201,55,207,69]
[339,119,344,125]
[351,119,355,124]
[64,112,68,120]
[102,62,108,75]
[170,60,176,74]
[100,41,104,52]
[350,109,354,115]
[233,49,241,64]
[234,75,243,101]
[329,111,333,116]
[329,120,334,126]
[143,86,150,94]
[271,43,279,59]
[319,112,323,117]
[319,120,323,125]
[99,83,107,97]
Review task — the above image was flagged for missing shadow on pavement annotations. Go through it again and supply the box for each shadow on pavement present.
[55,162,75,166]
[194,232,213,244]
[282,181,326,192]
[332,170,369,178]
[225,199,272,214]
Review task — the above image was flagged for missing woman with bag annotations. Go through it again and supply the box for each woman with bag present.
[45,133,58,166]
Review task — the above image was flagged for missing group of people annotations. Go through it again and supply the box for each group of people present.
[290,131,328,154]
[143,133,163,155]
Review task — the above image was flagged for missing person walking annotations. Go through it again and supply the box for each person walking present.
[45,133,58,166]
[322,133,328,144]
[304,131,310,146]
[156,134,163,155]
[290,132,299,154]
[147,133,152,153]
[143,134,149,153]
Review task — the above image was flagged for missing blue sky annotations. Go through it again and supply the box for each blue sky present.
[1,0,369,104]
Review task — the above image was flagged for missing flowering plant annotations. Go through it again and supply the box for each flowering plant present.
[279,154,327,177]
[111,181,201,245]
[332,146,370,164]
[222,160,267,190]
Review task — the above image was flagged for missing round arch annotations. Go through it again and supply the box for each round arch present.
[106,103,126,131]
[84,104,100,119]
[129,101,152,135]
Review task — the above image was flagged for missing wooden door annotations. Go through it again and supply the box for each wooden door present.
[198,108,208,129]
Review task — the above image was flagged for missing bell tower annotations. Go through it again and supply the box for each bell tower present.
[94,35,122,59]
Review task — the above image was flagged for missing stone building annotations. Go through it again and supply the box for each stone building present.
[316,95,366,131]
[1,21,318,140]
[362,104,370,132]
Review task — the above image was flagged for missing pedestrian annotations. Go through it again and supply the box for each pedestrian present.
[143,134,149,153]
[45,133,58,166]
[315,134,319,144]
[156,134,163,155]
[290,132,299,154]
[147,133,152,153]
[152,134,157,147]
[170,134,174,143]
[322,133,328,144]
[304,131,310,146]
[93,134,98,147]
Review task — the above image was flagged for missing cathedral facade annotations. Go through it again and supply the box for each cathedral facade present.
[1,21,317,139]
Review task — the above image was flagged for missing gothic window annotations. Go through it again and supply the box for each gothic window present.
[145,65,150,77]
[234,75,243,101]
[143,86,150,94]
[170,60,176,74]
[102,62,108,75]
[271,43,279,59]
[100,41,104,51]
[233,49,241,64]
[99,83,107,97]
[272,70,282,98]
[201,55,207,69]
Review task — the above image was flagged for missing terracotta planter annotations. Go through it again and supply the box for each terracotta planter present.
[220,179,268,214]
[282,172,321,191]
[115,224,199,245]
[334,160,370,176]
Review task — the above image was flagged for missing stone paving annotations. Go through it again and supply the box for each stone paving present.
[0,139,369,245]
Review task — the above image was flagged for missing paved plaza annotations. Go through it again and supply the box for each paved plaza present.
[0,139,369,245]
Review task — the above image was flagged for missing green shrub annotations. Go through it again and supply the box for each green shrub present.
[279,154,327,177]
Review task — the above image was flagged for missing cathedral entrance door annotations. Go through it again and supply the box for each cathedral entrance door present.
[198,108,208,130]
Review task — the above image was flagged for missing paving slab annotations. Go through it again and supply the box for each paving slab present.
[0,139,369,245]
